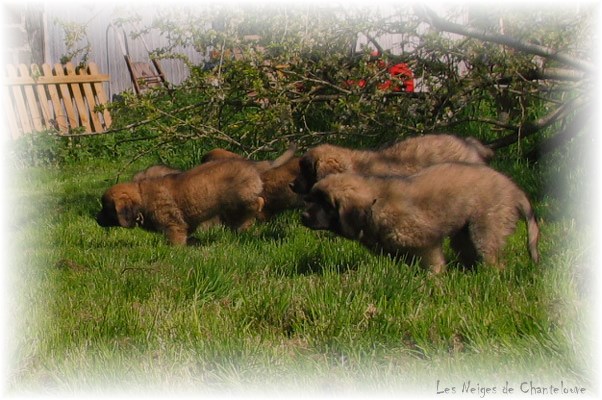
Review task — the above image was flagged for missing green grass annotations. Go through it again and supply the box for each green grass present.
[4,158,596,396]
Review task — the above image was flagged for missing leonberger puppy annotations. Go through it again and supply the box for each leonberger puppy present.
[291,134,494,194]
[301,163,539,273]
[201,144,297,173]
[132,165,181,181]
[259,156,303,219]
[96,159,264,245]
[201,145,303,220]
[201,148,243,163]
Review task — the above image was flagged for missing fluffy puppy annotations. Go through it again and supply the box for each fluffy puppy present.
[201,145,302,219]
[259,156,303,219]
[96,159,264,245]
[301,163,539,273]
[132,165,181,181]
[291,134,493,194]
[201,148,244,163]
[201,144,297,173]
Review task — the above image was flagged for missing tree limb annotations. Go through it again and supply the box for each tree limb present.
[58,97,258,137]
[525,106,592,161]
[364,32,386,55]
[416,5,595,74]
[532,67,586,82]
[487,99,579,149]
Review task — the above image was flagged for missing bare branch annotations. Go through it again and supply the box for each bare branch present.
[58,100,212,137]
[416,5,595,74]
[487,99,579,149]
[526,106,592,161]
[533,68,586,82]
[364,32,386,55]
[58,97,258,138]
[282,68,352,95]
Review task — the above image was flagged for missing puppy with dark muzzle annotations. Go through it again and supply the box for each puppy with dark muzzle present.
[201,145,303,220]
[301,163,539,273]
[291,134,493,194]
[96,159,264,245]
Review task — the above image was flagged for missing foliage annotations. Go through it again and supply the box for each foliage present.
[53,18,92,67]
[33,3,594,168]
[93,3,595,162]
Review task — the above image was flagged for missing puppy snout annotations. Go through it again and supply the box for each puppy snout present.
[96,212,109,227]
[96,210,118,228]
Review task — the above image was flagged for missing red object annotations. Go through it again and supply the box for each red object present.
[383,62,414,92]
[345,59,414,93]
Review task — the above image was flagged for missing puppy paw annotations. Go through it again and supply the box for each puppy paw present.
[256,196,265,213]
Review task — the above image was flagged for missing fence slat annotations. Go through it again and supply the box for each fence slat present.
[31,64,53,128]
[6,64,32,134]
[63,63,91,133]
[42,63,66,131]
[53,63,80,132]
[88,63,112,129]
[18,64,44,132]
[78,65,103,132]
[2,85,21,139]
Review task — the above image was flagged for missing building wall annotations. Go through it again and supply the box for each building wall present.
[43,4,206,99]
[2,4,45,66]
[2,4,205,99]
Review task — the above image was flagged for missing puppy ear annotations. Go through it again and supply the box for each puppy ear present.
[315,157,345,179]
[114,194,141,228]
[335,199,368,240]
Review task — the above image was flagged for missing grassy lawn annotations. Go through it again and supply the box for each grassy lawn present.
[4,153,596,396]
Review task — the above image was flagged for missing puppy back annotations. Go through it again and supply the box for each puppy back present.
[384,134,493,166]
[132,165,181,181]
[181,159,263,199]
[201,148,244,163]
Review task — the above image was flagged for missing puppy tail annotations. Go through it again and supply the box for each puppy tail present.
[465,137,495,163]
[517,192,540,263]
[268,143,297,170]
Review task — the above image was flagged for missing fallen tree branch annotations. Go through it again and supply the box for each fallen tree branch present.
[58,95,263,138]
[530,67,586,82]
[525,106,592,161]
[487,99,579,149]
[58,100,214,137]
[364,32,386,56]
[113,137,175,183]
[416,5,595,74]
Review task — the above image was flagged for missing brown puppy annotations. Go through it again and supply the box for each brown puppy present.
[201,144,297,173]
[301,163,539,273]
[201,148,244,163]
[291,134,493,194]
[132,165,181,181]
[259,156,303,219]
[97,159,264,245]
[201,145,303,219]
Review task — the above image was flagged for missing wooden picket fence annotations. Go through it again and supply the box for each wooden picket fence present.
[3,62,112,139]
